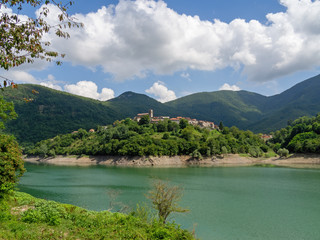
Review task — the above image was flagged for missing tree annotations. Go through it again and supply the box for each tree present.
[0,1,82,69]
[0,134,25,198]
[0,96,17,130]
[179,119,188,129]
[219,121,224,131]
[146,180,188,224]
[138,115,150,125]
[0,0,82,88]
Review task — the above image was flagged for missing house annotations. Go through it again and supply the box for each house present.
[260,134,273,141]
[134,109,153,122]
[134,109,216,129]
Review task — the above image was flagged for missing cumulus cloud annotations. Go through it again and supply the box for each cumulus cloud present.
[219,83,241,91]
[1,70,64,90]
[145,81,177,102]
[64,81,114,101]
[1,70,38,84]
[40,82,62,91]
[38,0,320,83]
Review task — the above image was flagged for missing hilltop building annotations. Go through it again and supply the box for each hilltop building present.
[134,109,154,122]
[134,109,216,129]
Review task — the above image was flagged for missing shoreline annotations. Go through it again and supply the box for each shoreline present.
[24,154,320,168]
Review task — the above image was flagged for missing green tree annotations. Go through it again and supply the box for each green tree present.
[162,133,169,140]
[0,0,82,74]
[219,121,224,131]
[0,134,25,198]
[0,96,17,130]
[146,180,188,224]
[138,115,150,125]
[179,119,188,129]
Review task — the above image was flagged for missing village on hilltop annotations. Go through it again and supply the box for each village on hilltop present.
[73,109,272,141]
[134,109,218,129]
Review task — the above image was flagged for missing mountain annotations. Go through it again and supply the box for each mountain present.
[2,74,320,144]
[1,85,118,144]
[1,86,178,144]
[249,74,320,132]
[166,74,320,132]
[165,90,268,129]
[107,91,177,118]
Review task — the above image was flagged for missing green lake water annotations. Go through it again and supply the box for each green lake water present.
[19,163,320,240]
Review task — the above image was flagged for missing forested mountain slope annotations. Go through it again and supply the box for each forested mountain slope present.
[2,74,320,144]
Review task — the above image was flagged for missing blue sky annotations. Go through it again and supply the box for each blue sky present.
[2,0,320,102]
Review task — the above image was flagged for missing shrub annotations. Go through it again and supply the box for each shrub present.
[21,200,67,225]
[146,180,188,224]
[278,148,289,158]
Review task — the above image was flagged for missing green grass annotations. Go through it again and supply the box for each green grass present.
[0,192,195,240]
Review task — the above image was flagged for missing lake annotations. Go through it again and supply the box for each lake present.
[19,163,320,240]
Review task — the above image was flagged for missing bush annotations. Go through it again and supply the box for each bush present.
[249,146,263,158]
[278,148,289,158]
[146,180,188,224]
[191,149,202,160]
[21,200,67,225]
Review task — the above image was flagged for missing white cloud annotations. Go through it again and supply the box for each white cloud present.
[40,82,62,91]
[145,81,177,103]
[1,70,64,90]
[2,70,38,84]
[4,0,320,84]
[219,83,241,91]
[40,0,320,83]
[64,81,114,101]
[40,74,63,90]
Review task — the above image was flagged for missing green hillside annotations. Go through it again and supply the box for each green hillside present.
[250,74,320,132]
[167,74,320,132]
[107,91,177,119]
[165,90,268,128]
[1,85,119,144]
[0,192,194,240]
[28,117,272,158]
[1,86,176,145]
[269,113,320,154]
[2,74,320,144]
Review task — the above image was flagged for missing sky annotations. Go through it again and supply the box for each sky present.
[1,0,320,102]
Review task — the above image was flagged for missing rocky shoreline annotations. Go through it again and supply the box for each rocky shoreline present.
[24,154,320,168]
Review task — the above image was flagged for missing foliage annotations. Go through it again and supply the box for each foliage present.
[138,115,150,125]
[1,84,180,145]
[0,0,82,74]
[0,191,195,239]
[0,96,17,130]
[277,148,289,158]
[4,74,320,144]
[27,117,273,158]
[146,180,188,224]
[269,113,320,154]
[166,74,320,133]
[21,200,67,225]
[0,134,25,197]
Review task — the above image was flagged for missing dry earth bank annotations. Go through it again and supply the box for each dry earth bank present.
[24,154,320,168]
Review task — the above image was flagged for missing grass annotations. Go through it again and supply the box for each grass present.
[0,192,195,240]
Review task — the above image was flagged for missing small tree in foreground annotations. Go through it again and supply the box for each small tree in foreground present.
[146,180,189,224]
[0,134,25,198]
